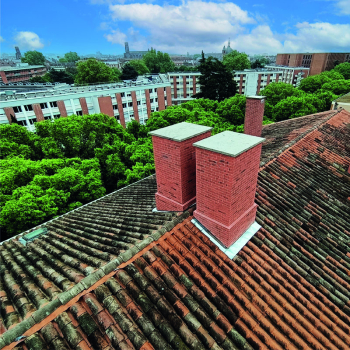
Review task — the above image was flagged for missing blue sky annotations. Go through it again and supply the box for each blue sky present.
[1,0,349,56]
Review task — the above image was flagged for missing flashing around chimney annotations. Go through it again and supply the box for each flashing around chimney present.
[244,95,266,137]
[193,131,265,248]
[150,122,212,211]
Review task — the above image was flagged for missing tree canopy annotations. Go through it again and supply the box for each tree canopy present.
[75,59,120,85]
[223,50,251,71]
[333,62,350,80]
[142,49,175,73]
[128,60,150,75]
[121,63,139,80]
[193,52,238,102]
[59,51,80,63]
[21,50,46,65]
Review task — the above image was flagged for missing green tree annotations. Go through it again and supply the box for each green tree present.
[321,80,350,96]
[194,52,238,102]
[30,73,52,83]
[298,70,344,93]
[128,60,150,75]
[272,95,320,122]
[223,50,251,71]
[216,95,246,124]
[259,82,304,119]
[59,51,80,63]
[142,49,175,73]
[121,63,139,80]
[21,50,46,65]
[333,62,350,80]
[251,57,269,69]
[48,69,75,84]
[75,59,120,85]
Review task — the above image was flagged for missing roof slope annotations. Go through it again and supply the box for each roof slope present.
[261,110,337,165]
[0,176,180,333]
[1,110,350,350]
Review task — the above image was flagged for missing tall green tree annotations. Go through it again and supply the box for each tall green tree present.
[194,52,237,102]
[128,60,150,75]
[75,59,120,85]
[298,70,344,93]
[142,49,175,73]
[21,50,46,65]
[321,80,350,96]
[121,63,139,80]
[223,50,251,71]
[59,51,80,63]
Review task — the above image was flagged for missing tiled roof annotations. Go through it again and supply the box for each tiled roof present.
[260,110,338,165]
[1,109,350,350]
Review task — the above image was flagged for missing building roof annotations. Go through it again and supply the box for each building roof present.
[336,92,350,104]
[0,66,45,72]
[1,109,350,350]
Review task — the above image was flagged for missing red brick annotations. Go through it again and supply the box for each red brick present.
[244,97,265,137]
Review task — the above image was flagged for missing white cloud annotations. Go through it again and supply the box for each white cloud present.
[14,31,44,50]
[101,1,350,54]
[0,36,4,42]
[105,29,127,45]
[335,0,350,15]
[106,1,254,53]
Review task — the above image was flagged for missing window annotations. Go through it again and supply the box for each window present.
[155,98,158,102]
[13,106,22,113]
[53,114,60,119]
[113,104,118,110]
[24,105,33,112]
[116,115,120,121]
[50,101,57,108]
[44,116,51,120]
[149,89,152,93]
[137,101,141,105]
[127,93,131,97]
[164,87,166,91]
[40,103,48,109]
[150,99,154,103]
[76,110,83,116]
[156,107,159,111]
[29,118,37,124]
[17,120,27,126]
[128,102,133,107]
[121,92,125,97]
[122,103,127,108]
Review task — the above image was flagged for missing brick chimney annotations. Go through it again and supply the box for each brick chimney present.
[150,122,212,211]
[244,96,266,137]
[193,131,265,247]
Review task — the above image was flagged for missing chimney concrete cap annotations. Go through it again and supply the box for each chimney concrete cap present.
[193,131,265,158]
[149,122,212,142]
[247,95,266,99]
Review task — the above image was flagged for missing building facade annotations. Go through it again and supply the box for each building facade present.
[276,52,350,75]
[0,79,172,131]
[0,64,47,84]
[265,65,310,87]
[167,69,283,104]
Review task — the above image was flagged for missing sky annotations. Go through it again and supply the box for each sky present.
[1,0,350,56]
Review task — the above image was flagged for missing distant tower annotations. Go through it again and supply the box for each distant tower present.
[15,46,22,60]
[125,42,130,54]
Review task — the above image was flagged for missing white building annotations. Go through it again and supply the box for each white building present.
[0,78,172,132]
[265,65,310,87]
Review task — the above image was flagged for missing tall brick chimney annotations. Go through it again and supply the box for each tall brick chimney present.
[244,96,266,137]
[193,131,265,247]
[150,122,212,211]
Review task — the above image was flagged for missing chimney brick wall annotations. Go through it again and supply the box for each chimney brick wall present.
[151,122,212,211]
[244,96,265,137]
[194,131,264,247]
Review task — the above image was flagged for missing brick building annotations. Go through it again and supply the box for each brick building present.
[0,64,47,83]
[0,78,172,131]
[276,52,350,75]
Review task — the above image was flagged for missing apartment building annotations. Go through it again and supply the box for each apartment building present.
[0,64,47,84]
[265,65,310,87]
[167,69,283,103]
[0,78,172,132]
[276,52,350,75]
[166,72,201,104]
